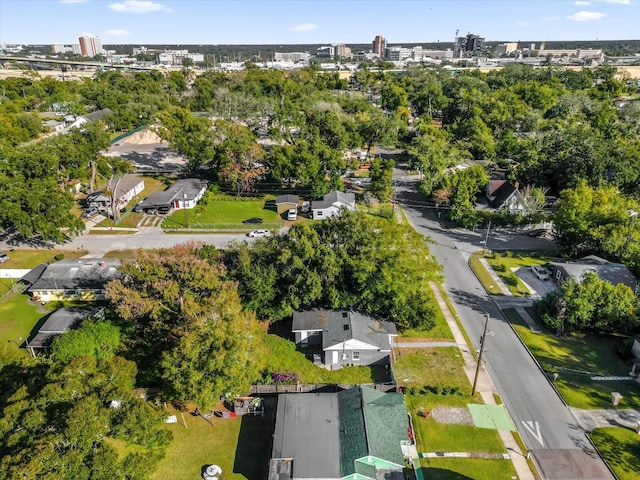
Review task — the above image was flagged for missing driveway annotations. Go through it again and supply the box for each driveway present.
[514,267,559,299]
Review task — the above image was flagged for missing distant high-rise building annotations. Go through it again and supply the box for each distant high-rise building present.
[456,33,485,57]
[78,35,103,57]
[372,35,387,57]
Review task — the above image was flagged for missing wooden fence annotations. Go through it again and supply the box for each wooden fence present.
[250,383,397,395]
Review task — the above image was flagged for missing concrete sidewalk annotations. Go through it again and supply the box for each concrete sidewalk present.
[479,257,511,295]
[430,282,536,480]
[570,407,640,432]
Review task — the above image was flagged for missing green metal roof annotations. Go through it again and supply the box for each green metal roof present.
[337,386,408,475]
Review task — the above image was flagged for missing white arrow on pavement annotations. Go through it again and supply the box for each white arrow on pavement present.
[521,420,544,446]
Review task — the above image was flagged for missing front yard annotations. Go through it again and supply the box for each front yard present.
[164,195,283,230]
[504,308,640,409]
[590,427,640,480]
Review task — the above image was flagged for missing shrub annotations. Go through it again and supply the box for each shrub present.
[54,253,64,261]
[270,371,300,385]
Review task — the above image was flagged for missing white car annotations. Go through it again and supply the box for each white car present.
[287,208,298,221]
[247,230,271,238]
[301,201,311,213]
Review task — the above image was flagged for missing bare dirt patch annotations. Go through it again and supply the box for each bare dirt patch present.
[431,407,474,425]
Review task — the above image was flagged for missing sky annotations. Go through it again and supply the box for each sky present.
[0,0,638,46]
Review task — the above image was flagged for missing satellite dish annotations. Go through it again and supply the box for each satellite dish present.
[203,465,222,480]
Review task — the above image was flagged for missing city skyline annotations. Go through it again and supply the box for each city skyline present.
[1,0,639,46]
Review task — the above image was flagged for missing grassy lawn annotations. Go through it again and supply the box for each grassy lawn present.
[0,249,62,269]
[485,252,553,297]
[398,305,453,341]
[97,212,142,229]
[469,252,504,296]
[394,348,468,390]
[102,249,138,259]
[590,427,640,480]
[0,293,52,362]
[505,308,640,409]
[152,401,274,480]
[164,196,283,229]
[419,458,516,480]
[257,332,391,384]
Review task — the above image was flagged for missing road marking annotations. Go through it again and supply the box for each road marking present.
[521,420,544,446]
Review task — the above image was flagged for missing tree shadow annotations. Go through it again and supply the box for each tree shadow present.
[419,467,474,479]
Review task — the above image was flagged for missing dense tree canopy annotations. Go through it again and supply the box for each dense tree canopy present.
[228,212,442,329]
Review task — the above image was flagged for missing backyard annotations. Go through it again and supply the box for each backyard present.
[504,308,640,409]
[0,292,53,362]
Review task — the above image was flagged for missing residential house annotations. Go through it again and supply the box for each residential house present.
[88,174,145,210]
[69,108,113,129]
[486,180,524,212]
[549,255,637,291]
[275,194,300,214]
[311,191,356,220]
[26,306,104,353]
[22,258,121,303]
[269,385,409,480]
[292,309,397,369]
[43,119,65,133]
[140,178,207,211]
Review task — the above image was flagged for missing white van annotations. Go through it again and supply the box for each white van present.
[287,208,297,221]
[531,265,550,281]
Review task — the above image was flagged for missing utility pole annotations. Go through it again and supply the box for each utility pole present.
[482,220,492,255]
[472,313,490,396]
[183,191,189,228]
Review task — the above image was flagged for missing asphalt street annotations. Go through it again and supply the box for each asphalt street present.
[393,170,613,480]
[0,230,254,256]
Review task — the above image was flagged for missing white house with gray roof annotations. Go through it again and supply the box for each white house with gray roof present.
[139,178,207,211]
[549,255,637,291]
[310,191,356,220]
[292,309,397,369]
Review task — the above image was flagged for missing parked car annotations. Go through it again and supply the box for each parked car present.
[157,206,171,215]
[287,208,297,221]
[531,265,550,281]
[144,208,157,215]
[301,201,311,213]
[528,228,551,238]
[242,217,264,224]
[81,206,99,219]
[247,229,271,238]
[133,202,145,213]
[0,252,9,263]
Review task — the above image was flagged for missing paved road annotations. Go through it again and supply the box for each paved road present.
[0,229,254,257]
[393,170,613,479]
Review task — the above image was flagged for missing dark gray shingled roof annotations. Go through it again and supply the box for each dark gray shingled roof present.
[27,306,104,348]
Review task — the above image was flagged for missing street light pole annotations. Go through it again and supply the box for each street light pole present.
[472,313,490,396]
[482,220,492,255]
[183,192,188,228]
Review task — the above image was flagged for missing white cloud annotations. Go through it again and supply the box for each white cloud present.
[516,21,530,26]
[567,10,607,20]
[598,0,632,4]
[574,1,591,5]
[291,23,318,32]
[59,0,88,3]
[105,29,131,36]
[108,1,171,13]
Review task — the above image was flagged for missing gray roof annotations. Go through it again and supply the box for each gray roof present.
[292,309,397,350]
[311,190,355,210]
[28,258,121,292]
[143,178,207,207]
[271,392,341,479]
[83,108,113,122]
[270,386,408,479]
[275,194,299,205]
[21,263,48,285]
[551,257,637,290]
[92,174,144,202]
[27,306,104,348]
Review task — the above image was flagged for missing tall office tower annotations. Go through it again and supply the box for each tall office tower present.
[79,35,103,57]
[372,35,387,57]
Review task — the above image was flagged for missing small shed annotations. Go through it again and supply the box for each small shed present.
[275,194,299,214]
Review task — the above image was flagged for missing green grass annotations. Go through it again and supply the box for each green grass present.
[398,304,453,342]
[437,284,476,360]
[505,308,640,409]
[152,403,274,480]
[164,196,283,229]
[89,229,138,235]
[590,427,640,480]
[394,348,468,390]
[419,458,517,480]
[102,250,138,259]
[97,212,143,229]
[257,333,391,384]
[469,252,504,296]
[486,253,552,297]
[0,249,62,269]
[0,293,52,362]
